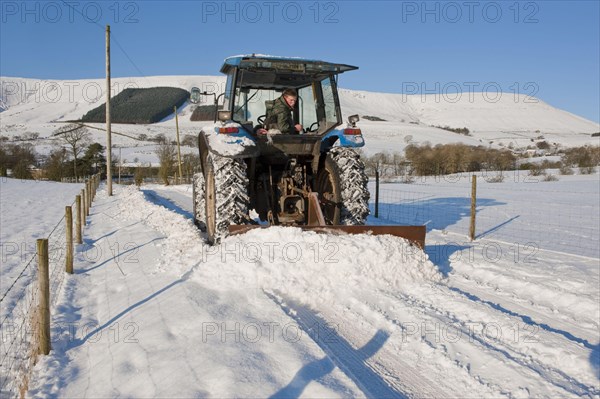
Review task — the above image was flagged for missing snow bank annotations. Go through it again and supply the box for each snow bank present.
[112,185,443,311]
[194,226,443,308]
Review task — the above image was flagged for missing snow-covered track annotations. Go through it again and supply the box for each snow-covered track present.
[266,292,407,398]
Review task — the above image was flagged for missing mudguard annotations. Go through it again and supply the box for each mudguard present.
[320,129,365,152]
[199,122,260,159]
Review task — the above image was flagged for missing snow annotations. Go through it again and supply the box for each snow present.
[202,123,257,156]
[1,73,599,397]
[0,178,84,320]
[1,174,598,397]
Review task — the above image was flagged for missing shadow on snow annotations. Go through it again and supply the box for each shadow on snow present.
[142,189,193,220]
[267,293,404,398]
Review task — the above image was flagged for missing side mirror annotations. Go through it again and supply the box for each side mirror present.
[190,87,202,104]
[218,110,232,122]
[348,114,360,127]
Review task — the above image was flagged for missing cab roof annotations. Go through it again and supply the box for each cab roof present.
[221,54,358,75]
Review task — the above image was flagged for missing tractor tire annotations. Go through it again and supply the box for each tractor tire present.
[317,147,370,225]
[192,172,206,231]
[204,154,249,245]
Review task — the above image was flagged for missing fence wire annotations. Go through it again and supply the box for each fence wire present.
[0,258,40,398]
[0,199,75,398]
[370,178,600,259]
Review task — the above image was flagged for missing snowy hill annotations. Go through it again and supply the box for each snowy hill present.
[1,76,598,157]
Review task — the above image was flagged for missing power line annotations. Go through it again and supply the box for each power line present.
[59,0,148,79]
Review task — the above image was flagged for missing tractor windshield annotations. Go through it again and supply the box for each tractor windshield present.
[231,75,341,134]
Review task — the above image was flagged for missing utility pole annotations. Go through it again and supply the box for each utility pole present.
[118,146,122,184]
[174,105,183,183]
[106,25,113,196]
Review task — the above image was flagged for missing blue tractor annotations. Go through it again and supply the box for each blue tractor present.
[190,55,425,246]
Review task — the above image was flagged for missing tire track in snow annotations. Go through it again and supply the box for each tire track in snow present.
[449,271,599,344]
[270,290,500,398]
[450,276,599,348]
[265,291,407,399]
[365,286,599,397]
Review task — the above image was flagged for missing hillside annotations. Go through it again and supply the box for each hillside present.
[1,76,598,156]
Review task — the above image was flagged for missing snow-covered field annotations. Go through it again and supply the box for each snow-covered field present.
[1,173,598,398]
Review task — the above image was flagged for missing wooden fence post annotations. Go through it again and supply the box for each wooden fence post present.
[81,189,87,223]
[374,170,380,218]
[37,239,50,355]
[470,175,477,241]
[75,195,82,244]
[83,185,88,219]
[66,206,73,274]
[90,177,94,201]
[87,180,92,208]
[85,179,92,211]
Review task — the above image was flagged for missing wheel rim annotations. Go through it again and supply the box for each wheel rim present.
[316,163,341,224]
[205,166,217,243]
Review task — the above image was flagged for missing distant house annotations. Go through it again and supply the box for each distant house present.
[30,166,47,180]
[525,149,546,157]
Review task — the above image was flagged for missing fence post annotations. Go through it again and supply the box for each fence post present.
[83,184,88,219]
[66,206,74,274]
[81,189,87,223]
[36,239,51,355]
[90,176,95,201]
[85,179,92,211]
[375,170,380,218]
[470,174,477,241]
[75,195,82,244]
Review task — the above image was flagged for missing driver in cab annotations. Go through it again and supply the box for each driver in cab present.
[257,89,303,135]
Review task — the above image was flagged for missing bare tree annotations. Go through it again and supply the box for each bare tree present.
[54,124,91,179]
[392,152,406,176]
[156,141,176,185]
[364,152,389,177]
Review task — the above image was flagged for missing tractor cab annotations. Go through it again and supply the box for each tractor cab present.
[192,55,358,136]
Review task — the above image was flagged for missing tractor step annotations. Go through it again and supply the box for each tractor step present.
[228,225,426,249]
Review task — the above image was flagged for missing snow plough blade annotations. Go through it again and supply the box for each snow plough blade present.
[229,192,425,248]
[228,225,426,249]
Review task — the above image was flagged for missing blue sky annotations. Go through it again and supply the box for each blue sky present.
[1,0,599,122]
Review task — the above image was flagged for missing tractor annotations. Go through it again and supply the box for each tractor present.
[189,55,425,247]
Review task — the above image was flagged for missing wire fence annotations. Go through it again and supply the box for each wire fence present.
[60,175,94,184]
[0,175,99,398]
[369,176,600,259]
[0,253,39,399]
[0,214,70,398]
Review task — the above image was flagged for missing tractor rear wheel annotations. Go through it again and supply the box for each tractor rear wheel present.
[192,171,206,231]
[316,156,342,224]
[317,147,370,225]
[204,154,249,245]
